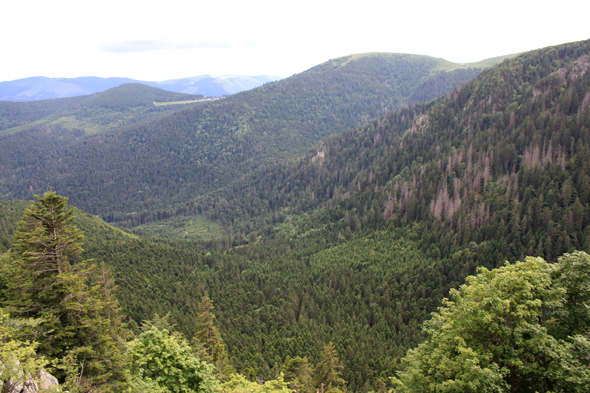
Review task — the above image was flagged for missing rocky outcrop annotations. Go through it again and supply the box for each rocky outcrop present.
[1,369,59,393]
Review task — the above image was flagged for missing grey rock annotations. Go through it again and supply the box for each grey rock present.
[1,368,59,393]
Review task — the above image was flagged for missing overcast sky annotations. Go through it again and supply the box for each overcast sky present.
[2,0,588,82]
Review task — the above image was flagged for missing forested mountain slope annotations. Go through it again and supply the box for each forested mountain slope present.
[176,38,590,389]
[1,39,590,392]
[0,53,492,224]
[0,199,473,392]
[192,39,590,263]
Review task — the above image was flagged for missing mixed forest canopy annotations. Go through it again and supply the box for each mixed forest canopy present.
[1,39,590,392]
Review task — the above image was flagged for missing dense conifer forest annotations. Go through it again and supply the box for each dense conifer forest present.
[1,40,590,392]
[0,53,487,225]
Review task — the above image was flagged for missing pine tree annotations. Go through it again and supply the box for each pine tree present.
[282,356,314,393]
[314,342,346,393]
[91,261,133,342]
[193,291,233,376]
[5,191,127,392]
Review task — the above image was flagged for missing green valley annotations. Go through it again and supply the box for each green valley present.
[1,39,590,393]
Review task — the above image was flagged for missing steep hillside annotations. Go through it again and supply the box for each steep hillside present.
[197,39,590,264]
[0,199,463,392]
[0,53,495,225]
[165,38,590,389]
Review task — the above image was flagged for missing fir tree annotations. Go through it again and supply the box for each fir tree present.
[193,292,233,377]
[4,191,127,392]
[281,356,314,393]
[315,342,346,393]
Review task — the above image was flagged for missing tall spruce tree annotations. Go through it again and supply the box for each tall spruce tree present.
[4,191,127,392]
[281,356,314,393]
[193,292,232,376]
[315,342,346,393]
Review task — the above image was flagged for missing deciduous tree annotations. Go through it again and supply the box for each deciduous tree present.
[128,322,219,393]
[393,253,590,393]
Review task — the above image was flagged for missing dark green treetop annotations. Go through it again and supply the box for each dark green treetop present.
[4,191,128,392]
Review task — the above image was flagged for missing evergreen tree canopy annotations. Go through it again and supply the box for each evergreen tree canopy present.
[193,292,232,376]
[4,191,127,391]
[315,342,347,393]
[281,356,314,393]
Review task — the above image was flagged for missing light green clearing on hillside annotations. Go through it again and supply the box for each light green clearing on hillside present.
[76,212,140,240]
[0,112,125,137]
[0,107,171,137]
[132,215,225,241]
[153,99,210,106]
[333,52,522,73]
[432,52,522,72]
[0,114,60,136]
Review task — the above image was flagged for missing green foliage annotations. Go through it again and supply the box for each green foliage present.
[315,342,346,392]
[392,253,590,393]
[0,200,481,391]
[133,215,226,241]
[221,373,293,393]
[0,307,48,386]
[2,40,590,392]
[127,322,219,393]
[0,53,483,229]
[193,292,233,377]
[281,357,314,393]
[3,192,128,391]
[0,83,202,134]
[551,251,590,337]
[0,200,29,253]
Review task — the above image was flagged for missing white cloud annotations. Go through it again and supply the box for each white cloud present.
[97,40,235,53]
[1,0,588,81]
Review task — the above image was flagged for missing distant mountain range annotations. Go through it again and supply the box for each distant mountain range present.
[0,75,283,101]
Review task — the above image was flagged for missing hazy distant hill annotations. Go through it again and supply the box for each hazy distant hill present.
[0,83,203,135]
[148,75,282,97]
[0,75,283,101]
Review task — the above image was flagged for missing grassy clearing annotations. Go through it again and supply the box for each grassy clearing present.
[433,52,522,72]
[0,114,58,136]
[153,99,208,106]
[132,215,225,241]
[326,51,522,73]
